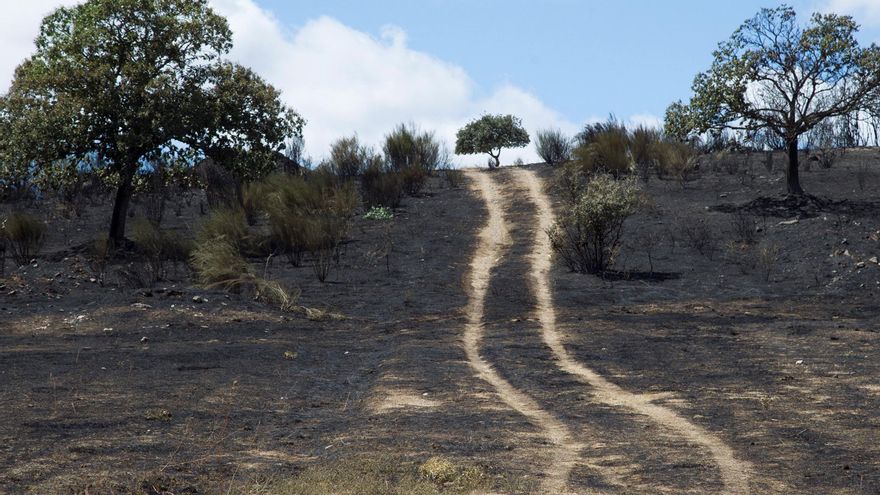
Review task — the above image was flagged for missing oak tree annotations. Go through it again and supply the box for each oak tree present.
[455,114,529,168]
[0,0,302,244]
[673,6,880,194]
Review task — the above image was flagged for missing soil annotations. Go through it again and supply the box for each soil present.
[1,150,879,494]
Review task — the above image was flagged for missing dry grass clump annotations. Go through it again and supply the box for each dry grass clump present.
[196,207,250,253]
[1,211,46,265]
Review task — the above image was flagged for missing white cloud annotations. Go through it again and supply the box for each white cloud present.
[211,0,582,165]
[821,0,880,26]
[1,0,661,166]
[0,1,79,89]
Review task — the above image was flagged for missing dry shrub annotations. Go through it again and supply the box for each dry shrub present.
[1,212,46,265]
[681,219,719,258]
[131,218,193,283]
[256,174,354,280]
[327,135,370,181]
[362,160,404,208]
[757,243,780,282]
[655,141,698,186]
[572,126,633,177]
[441,167,465,188]
[535,128,572,166]
[383,123,443,195]
[630,126,662,182]
[548,174,643,274]
[729,211,760,245]
[197,208,250,253]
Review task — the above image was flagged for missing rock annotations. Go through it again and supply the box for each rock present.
[856,262,866,269]
[779,218,799,226]
[192,295,207,304]
[130,302,152,310]
[140,336,149,343]
[870,257,879,265]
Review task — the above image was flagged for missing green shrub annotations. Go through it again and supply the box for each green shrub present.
[548,174,643,274]
[1,212,46,266]
[131,218,193,283]
[196,208,250,252]
[364,206,394,220]
[535,128,572,165]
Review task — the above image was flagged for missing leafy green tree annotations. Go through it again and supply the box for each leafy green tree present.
[0,0,303,244]
[676,6,880,195]
[455,114,529,168]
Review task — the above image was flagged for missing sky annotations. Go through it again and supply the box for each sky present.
[2,0,880,165]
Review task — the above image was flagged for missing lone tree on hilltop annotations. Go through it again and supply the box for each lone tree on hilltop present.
[667,6,880,195]
[455,114,529,168]
[0,0,303,245]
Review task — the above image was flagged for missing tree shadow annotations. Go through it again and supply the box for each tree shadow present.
[600,270,681,282]
[713,194,880,219]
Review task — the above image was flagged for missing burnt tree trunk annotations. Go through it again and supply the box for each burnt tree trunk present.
[108,164,137,246]
[786,138,804,195]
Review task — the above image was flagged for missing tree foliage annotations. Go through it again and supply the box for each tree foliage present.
[674,6,880,194]
[0,0,303,243]
[455,114,529,168]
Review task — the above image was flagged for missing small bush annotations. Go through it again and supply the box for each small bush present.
[327,135,369,181]
[655,140,698,186]
[571,126,633,177]
[535,128,572,166]
[131,218,193,283]
[383,123,442,173]
[682,219,719,258]
[364,206,394,220]
[548,174,643,274]
[441,167,465,188]
[256,174,353,277]
[729,211,760,245]
[630,126,662,182]
[400,164,428,196]
[1,212,46,266]
[362,160,404,208]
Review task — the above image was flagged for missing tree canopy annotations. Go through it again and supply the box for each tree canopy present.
[0,0,303,243]
[455,114,529,168]
[669,6,880,194]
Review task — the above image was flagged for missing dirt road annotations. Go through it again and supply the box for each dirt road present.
[465,168,751,494]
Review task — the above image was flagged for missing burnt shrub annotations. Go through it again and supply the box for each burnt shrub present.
[535,128,572,166]
[1,212,46,266]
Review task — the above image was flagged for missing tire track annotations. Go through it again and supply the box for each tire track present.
[464,170,586,495]
[512,167,752,495]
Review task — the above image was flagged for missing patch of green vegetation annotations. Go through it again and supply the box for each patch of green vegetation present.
[364,206,394,220]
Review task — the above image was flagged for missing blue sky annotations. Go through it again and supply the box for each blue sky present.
[250,0,880,128]
[2,0,880,164]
